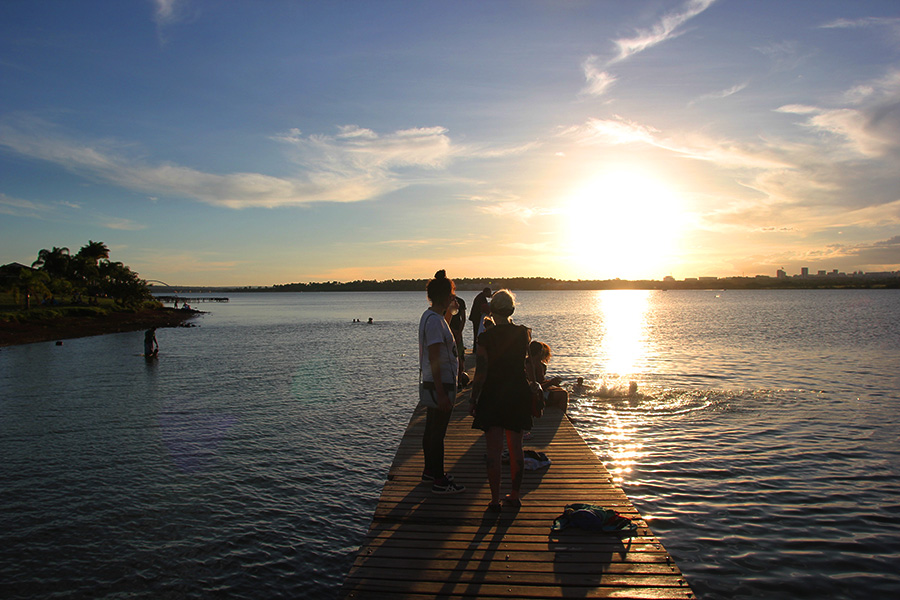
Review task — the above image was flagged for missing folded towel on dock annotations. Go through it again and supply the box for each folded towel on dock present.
[551,503,638,535]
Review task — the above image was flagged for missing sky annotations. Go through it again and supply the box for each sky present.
[2,0,900,286]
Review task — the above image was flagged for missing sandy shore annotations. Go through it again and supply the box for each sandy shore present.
[0,308,202,348]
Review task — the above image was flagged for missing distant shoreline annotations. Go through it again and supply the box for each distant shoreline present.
[152,276,900,294]
[0,308,202,348]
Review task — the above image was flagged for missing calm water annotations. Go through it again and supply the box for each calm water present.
[1,290,899,599]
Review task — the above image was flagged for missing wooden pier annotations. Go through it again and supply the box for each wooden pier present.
[340,383,695,599]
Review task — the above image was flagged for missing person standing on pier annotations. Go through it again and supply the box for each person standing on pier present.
[447,294,467,386]
[470,289,533,511]
[418,270,465,494]
[469,287,491,354]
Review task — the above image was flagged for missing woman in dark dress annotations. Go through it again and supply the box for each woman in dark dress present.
[470,289,535,511]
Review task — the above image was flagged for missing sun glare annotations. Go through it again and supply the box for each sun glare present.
[564,167,684,280]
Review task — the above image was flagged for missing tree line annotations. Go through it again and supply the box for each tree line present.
[4,241,152,308]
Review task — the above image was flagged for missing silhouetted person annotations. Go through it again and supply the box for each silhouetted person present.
[470,289,532,511]
[418,270,465,494]
[469,287,491,353]
[144,327,158,358]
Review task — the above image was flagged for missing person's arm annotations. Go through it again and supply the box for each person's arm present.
[470,344,488,415]
[428,342,452,413]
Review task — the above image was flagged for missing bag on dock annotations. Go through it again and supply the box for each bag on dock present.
[551,503,638,534]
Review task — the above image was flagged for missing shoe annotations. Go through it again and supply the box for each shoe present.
[432,479,465,494]
[422,471,454,482]
[503,495,522,508]
[487,501,502,513]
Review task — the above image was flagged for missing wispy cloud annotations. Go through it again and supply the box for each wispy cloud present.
[754,41,810,73]
[689,81,749,106]
[819,16,900,31]
[152,0,185,26]
[467,191,555,223]
[776,68,900,158]
[102,217,146,231]
[567,115,789,170]
[0,192,50,219]
[612,0,717,63]
[581,0,717,97]
[0,116,472,209]
[581,57,618,97]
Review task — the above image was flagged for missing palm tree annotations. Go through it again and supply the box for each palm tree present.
[32,246,71,279]
[74,241,109,291]
[76,240,109,265]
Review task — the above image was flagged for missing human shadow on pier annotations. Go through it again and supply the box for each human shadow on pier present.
[341,389,542,598]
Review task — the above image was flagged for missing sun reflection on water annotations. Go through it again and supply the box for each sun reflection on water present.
[598,289,651,377]
[590,290,653,484]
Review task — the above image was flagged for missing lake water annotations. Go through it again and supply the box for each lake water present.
[1,289,899,599]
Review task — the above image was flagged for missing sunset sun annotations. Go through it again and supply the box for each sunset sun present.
[564,167,685,280]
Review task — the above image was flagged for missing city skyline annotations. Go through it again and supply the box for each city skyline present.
[2,1,900,286]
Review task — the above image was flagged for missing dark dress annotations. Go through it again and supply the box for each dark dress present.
[472,322,533,433]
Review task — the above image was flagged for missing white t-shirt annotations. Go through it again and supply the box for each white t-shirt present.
[419,309,459,384]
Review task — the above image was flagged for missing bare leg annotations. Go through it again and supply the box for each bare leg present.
[484,426,505,504]
[505,429,525,501]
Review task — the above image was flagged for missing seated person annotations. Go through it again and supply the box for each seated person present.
[527,341,568,409]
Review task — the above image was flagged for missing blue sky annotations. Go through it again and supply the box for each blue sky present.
[2,0,899,285]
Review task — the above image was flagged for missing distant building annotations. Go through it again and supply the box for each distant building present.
[801,267,809,277]
[776,269,786,279]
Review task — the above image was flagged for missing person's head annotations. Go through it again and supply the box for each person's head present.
[529,340,550,363]
[426,269,455,307]
[577,377,584,385]
[489,289,515,317]
[482,287,492,296]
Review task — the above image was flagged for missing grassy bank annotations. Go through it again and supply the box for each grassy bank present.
[0,293,201,347]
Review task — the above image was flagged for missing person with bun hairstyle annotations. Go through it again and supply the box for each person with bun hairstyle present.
[469,289,534,511]
[418,270,466,494]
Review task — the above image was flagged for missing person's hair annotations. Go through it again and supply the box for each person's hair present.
[529,340,550,362]
[426,269,455,305]
[489,289,515,316]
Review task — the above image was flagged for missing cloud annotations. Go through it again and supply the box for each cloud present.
[0,116,470,209]
[777,69,900,158]
[566,115,789,170]
[819,16,900,32]
[611,0,717,63]
[102,217,146,231]
[799,236,900,272]
[754,41,810,73]
[581,57,617,97]
[0,192,50,219]
[467,191,554,223]
[152,0,184,26]
[581,0,717,97]
[276,125,456,174]
[689,81,749,106]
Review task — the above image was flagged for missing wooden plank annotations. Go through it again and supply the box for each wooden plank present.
[340,368,695,600]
